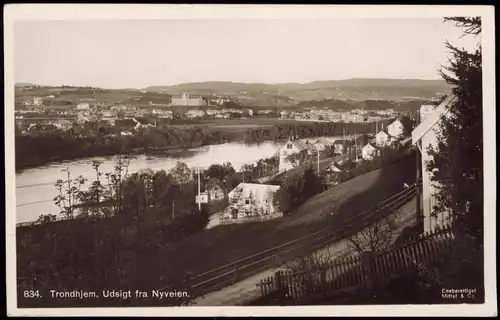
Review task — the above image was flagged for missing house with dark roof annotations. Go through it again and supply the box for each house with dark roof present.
[313,138,331,151]
[277,137,317,173]
[332,139,354,155]
[375,130,392,147]
[323,160,350,187]
[387,117,414,139]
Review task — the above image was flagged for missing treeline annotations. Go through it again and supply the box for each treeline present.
[15,127,232,170]
[240,121,386,144]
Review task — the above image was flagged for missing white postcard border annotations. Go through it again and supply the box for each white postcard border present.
[4,4,497,317]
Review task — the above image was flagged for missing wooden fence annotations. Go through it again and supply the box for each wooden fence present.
[258,224,455,303]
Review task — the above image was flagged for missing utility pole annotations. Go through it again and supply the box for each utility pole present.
[197,168,201,212]
[317,149,320,174]
[172,200,175,220]
[144,178,149,210]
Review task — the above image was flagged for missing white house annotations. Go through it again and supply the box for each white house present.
[76,103,90,110]
[332,139,353,155]
[227,183,280,218]
[208,184,226,201]
[206,109,223,116]
[361,143,378,160]
[222,108,243,114]
[412,94,458,233]
[257,109,273,115]
[280,111,292,119]
[132,118,156,130]
[277,138,316,173]
[32,97,43,106]
[152,109,173,119]
[53,119,73,131]
[387,118,407,139]
[420,104,437,123]
[77,113,90,124]
[375,130,392,147]
[313,138,331,151]
[186,109,206,119]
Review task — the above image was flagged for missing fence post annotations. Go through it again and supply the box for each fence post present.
[361,250,375,291]
[274,270,286,304]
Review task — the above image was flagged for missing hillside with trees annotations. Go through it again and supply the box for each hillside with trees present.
[145,78,451,102]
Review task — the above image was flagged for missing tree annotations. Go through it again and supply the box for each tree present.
[240,164,256,181]
[284,248,336,297]
[151,170,175,208]
[35,213,58,225]
[426,17,482,246]
[346,212,399,254]
[53,167,87,219]
[169,161,193,185]
[275,166,323,214]
[104,154,133,215]
[421,17,484,297]
[15,122,23,136]
[205,163,234,181]
[122,172,147,241]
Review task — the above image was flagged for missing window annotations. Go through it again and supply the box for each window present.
[245,199,250,205]
[287,143,292,149]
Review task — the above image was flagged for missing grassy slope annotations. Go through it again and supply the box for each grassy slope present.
[138,154,416,288]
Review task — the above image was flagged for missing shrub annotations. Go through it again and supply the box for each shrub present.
[276,166,323,214]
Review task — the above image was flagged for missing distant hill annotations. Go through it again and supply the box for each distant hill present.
[15,79,451,110]
[145,78,452,103]
[15,83,38,87]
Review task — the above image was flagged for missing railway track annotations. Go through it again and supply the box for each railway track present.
[158,182,421,302]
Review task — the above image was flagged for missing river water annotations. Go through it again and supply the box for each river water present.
[15,136,348,223]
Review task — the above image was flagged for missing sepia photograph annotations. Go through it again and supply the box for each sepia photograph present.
[4,4,496,317]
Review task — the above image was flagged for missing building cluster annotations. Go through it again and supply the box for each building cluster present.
[274,117,413,175]
[14,92,256,135]
[359,117,413,160]
[205,116,415,227]
[280,107,398,123]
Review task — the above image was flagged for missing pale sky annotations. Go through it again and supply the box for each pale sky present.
[14,18,478,89]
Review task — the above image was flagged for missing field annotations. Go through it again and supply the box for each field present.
[170,118,310,132]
